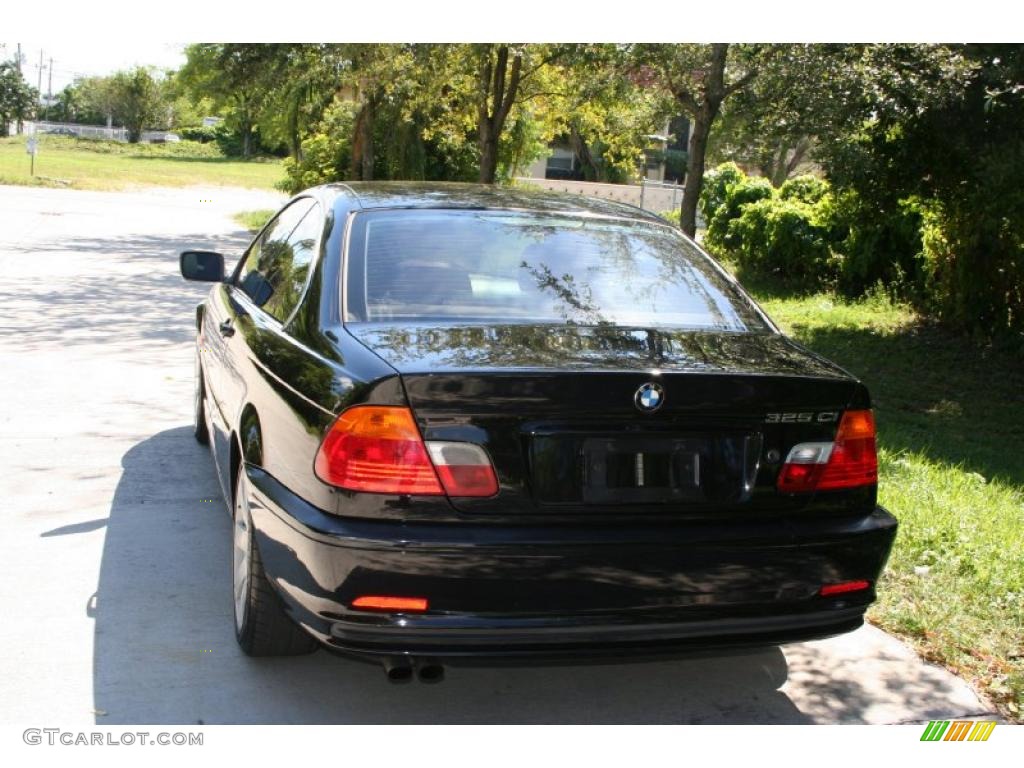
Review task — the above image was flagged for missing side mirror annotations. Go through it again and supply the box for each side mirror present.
[180,250,225,282]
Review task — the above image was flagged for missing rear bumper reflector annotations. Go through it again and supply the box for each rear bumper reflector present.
[352,595,429,612]
[819,580,871,597]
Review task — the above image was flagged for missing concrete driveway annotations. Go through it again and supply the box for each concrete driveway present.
[0,184,997,725]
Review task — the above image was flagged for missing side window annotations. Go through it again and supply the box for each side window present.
[235,199,316,320]
[262,205,323,322]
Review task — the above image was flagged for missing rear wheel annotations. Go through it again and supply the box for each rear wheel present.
[232,469,318,656]
[193,348,209,445]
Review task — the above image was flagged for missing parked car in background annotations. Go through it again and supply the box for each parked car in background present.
[180,182,897,683]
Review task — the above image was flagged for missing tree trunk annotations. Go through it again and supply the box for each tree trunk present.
[677,44,732,238]
[570,125,600,181]
[241,127,252,159]
[478,134,498,184]
[351,98,375,181]
[783,135,812,181]
[288,99,301,161]
[361,101,375,180]
[763,135,812,186]
[476,45,522,184]
[680,109,712,237]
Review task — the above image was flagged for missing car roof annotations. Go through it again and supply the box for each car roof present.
[316,181,668,224]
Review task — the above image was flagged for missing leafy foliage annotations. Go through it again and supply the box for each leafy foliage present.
[0,60,37,137]
[179,44,285,157]
[778,175,828,204]
[729,197,836,286]
[631,44,765,235]
[817,44,1024,337]
[108,68,166,142]
[704,172,773,253]
[697,161,744,222]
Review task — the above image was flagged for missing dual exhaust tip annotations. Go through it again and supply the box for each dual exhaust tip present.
[383,657,444,684]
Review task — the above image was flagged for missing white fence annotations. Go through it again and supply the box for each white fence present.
[18,122,176,143]
[515,177,703,226]
[19,120,128,141]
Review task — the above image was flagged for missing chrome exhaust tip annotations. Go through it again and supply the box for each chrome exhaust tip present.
[416,660,445,684]
[382,657,413,684]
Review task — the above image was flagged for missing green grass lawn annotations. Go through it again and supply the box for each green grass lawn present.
[233,209,276,232]
[0,136,283,191]
[747,277,1024,720]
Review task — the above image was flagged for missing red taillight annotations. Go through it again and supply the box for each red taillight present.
[314,406,443,495]
[777,410,878,493]
[352,595,428,612]
[314,406,498,497]
[817,410,877,490]
[819,580,871,597]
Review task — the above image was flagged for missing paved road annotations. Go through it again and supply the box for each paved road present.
[0,184,997,724]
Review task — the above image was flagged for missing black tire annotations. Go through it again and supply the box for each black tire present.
[193,350,210,446]
[232,470,318,657]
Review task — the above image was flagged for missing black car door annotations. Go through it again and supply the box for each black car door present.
[211,198,318,486]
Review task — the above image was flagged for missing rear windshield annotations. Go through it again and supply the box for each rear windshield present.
[344,209,770,332]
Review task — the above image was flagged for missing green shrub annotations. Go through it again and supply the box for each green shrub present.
[32,135,225,159]
[658,209,680,227]
[278,101,357,194]
[177,124,244,155]
[831,191,926,300]
[178,125,217,143]
[779,174,829,204]
[280,133,350,194]
[211,123,246,157]
[728,196,837,285]
[920,198,1024,337]
[698,162,744,223]
[705,174,773,253]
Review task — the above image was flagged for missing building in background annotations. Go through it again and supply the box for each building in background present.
[524,116,691,185]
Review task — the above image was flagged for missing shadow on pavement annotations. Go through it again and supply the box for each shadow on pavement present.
[0,230,248,363]
[92,427,812,724]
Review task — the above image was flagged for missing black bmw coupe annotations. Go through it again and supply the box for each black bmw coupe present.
[180,183,896,681]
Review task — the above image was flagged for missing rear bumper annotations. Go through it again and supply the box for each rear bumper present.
[245,465,897,660]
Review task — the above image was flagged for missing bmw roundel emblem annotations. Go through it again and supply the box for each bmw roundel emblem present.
[635,382,665,413]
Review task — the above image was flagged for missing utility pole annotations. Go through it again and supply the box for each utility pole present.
[16,43,22,74]
[47,58,53,122]
[35,50,45,132]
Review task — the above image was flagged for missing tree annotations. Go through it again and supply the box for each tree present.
[180,44,282,157]
[0,60,37,137]
[633,44,761,236]
[705,46,844,185]
[343,44,415,180]
[108,68,167,142]
[72,76,118,126]
[252,44,350,160]
[50,84,81,123]
[818,44,1021,336]
[276,44,665,188]
[474,44,524,183]
[543,45,666,183]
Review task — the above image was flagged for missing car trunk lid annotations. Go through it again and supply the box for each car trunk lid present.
[346,323,859,517]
